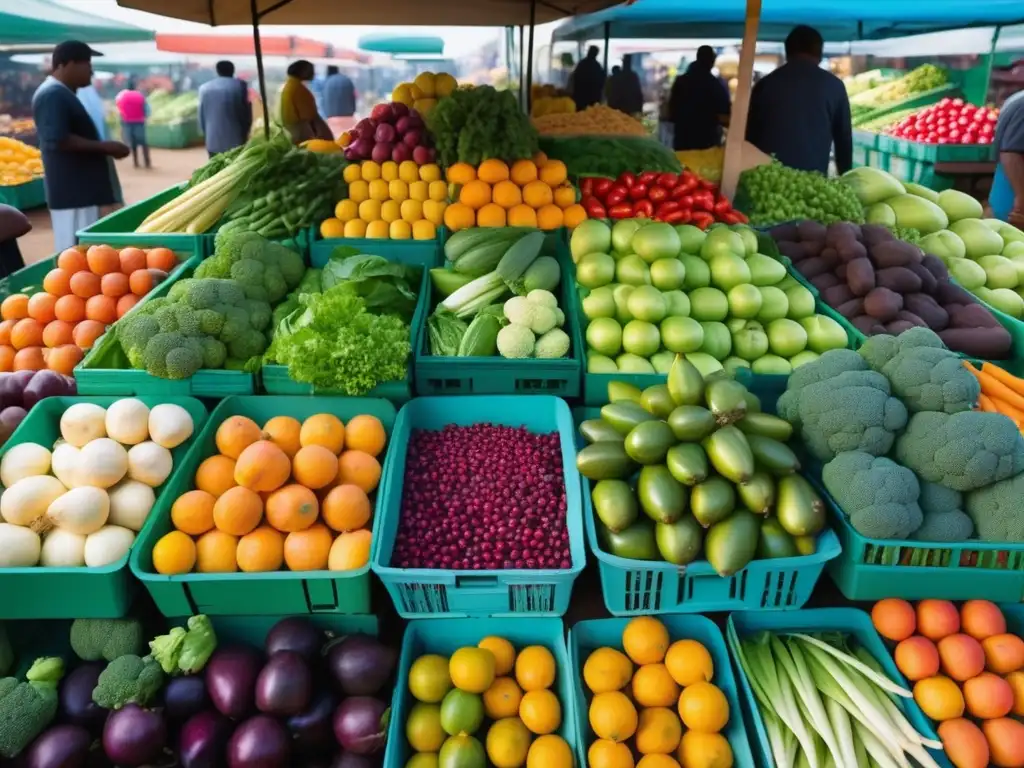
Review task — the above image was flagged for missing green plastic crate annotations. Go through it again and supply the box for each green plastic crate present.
[130,395,396,617]
[727,608,946,768]
[74,258,258,398]
[0,178,45,211]
[569,617,755,768]
[385,618,576,768]
[851,84,962,128]
[884,136,995,165]
[0,395,207,619]
[145,121,202,150]
[0,258,55,300]
[309,234,442,269]
[371,396,586,618]
[77,185,205,253]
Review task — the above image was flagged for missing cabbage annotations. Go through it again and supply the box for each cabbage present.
[841,167,905,206]
[885,194,949,235]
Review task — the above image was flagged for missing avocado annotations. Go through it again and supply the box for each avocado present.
[705,510,761,577]
[704,378,749,425]
[608,381,643,404]
[668,405,717,441]
[667,355,705,406]
[737,412,793,442]
[776,475,827,537]
[592,479,638,533]
[702,426,754,484]
[576,441,636,481]
[690,475,737,527]
[640,384,676,418]
[656,514,704,565]
[625,420,676,465]
[580,419,625,444]
[746,434,800,476]
[637,464,687,524]
[666,443,709,486]
[601,401,658,435]
[757,517,800,559]
[602,519,660,560]
[737,471,776,515]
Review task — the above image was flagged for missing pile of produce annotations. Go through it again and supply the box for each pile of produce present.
[675,146,725,184]
[729,620,945,768]
[426,85,538,168]
[737,162,866,226]
[443,156,586,232]
[539,134,681,179]
[857,107,920,133]
[771,220,1014,360]
[582,617,734,767]
[572,220,852,377]
[884,98,998,145]
[338,102,437,165]
[850,64,951,125]
[391,70,459,115]
[0,369,76,445]
[532,103,646,136]
[0,136,42,186]
[320,159,446,241]
[388,422,570,571]
[1,244,176,375]
[971,362,1024,434]
[872,598,1024,768]
[0,397,196,569]
[578,170,747,227]
[147,89,199,125]
[0,115,35,137]
[403,635,572,768]
[577,358,828,574]
[151,410,384,575]
[778,331,1024,543]
[845,68,902,97]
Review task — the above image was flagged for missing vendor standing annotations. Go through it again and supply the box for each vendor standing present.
[989,90,1024,227]
[571,46,606,111]
[280,60,333,144]
[746,25,853,175]
[668,46,731,150]
[32,41,128,251]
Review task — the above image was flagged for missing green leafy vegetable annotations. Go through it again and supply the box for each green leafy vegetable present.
[428,311,469,356]
[322,252,420,320]
[427,86,538,167]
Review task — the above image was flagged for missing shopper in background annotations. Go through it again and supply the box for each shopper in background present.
[571,45,606,111]
[988,90,1024,227]
[607,55,644,116]
[746,25,853,175]
[323,64,357,137]
[669,46,731,151]
[76,79,107,140]
[115,78,150,169]
[32,41,128,251]
[198,60,251,157]
[280,60,333,144]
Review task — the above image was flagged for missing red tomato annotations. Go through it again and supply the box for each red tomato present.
[648,186,668,203]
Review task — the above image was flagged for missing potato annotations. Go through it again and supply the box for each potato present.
[921,254,949,281]
[823,284,855,306]
[797,220,827,243]
[907,263,938,295]
[876,267,923,294]
[801,240,825,260]
[811,273,842,291]
[837,298,865,318]
[819,248,841,270]
[895,310,928,328]
[770,223,799,242]
[949,303,1000,330]
[864,287,904,322]
[934,281,978,308]
[903,293,949,331]
[847,258,877,297]
[851,315,887,336]
[885,321,917,335]
[825,221,862,248]
[836,241,868,263]
[777,241,805,262]
[939,327,1013,359]
[860,224,895,248]
[798,257,832,279]
[835,263,848,280]
[871,240,924,268]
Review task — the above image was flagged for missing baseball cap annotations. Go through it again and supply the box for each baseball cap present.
[52,41,103,68]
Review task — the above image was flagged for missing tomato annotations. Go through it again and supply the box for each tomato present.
[661,210,686,224]
[648,186,668,203]
[639,171,660,185]
[593,178,614,199]
[580,177,595,196]
[691,212,715,230]
[654,200,680,217]
[656,172,678,189]
[634,199,655,218]
[619,172,637,187]
[583,197,607,218]
[629,183,649,201]
[605,185,628,207]
[608,203,635,219]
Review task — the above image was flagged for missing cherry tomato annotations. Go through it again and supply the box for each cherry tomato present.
[629,183,649,201]
[593,178,614,199]
[619,172,637,187]
[657,172,678,189]
[648,186,668,203]
[608,203,635,219]
[580,177,595,196]
[583,197,607,219]
[605,185,628,207]
[634,199,655,218]
[639,171,660,185]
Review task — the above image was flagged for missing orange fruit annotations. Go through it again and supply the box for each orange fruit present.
[195,529,239,572]
[510,159,538,186]
[118,247,147,274]
[508,204,538,228]
[10,318,43,350]
[216,415,265,459]
[961,600,1007,641]
[590,691,638,743]
[478,159,510,184]
[914,675,966,721]
[526,735,572,768]
[584,648,633,694]
[171,490,217,536]
[1008,670,1024,717]
[983,718,1024,768]
[71,319,106,349]
[152,531,197,574]
[27,293,56,324]
[536,204,564,231]
[492,180,523,209]
[116,294,140,317]
[0,294,28,321]
[195,454,237,497]
[515,646,556,692]
[983,634,1024,675]
[636,707,682,755]
[265,484,319,533]
[677,682,729,734]
[0,319,13,345]
[46,344,83,375]
[234,440,291,492]
[128,269,155,295]
[483,676,523,719]
[57,248,88,273]
[300,413,345,454]
[69,271,100,299]
[522,180,554,208]
[337,450,381,493]
[588,740,634,768]
[0,346,14,372]
[479,637,516,676]
[321,484,371,532]
[938,719,989,768]
[632,663,680,708]
[320,218,345,238]
[263,415,302,457]
[895,636,940,681]
[446,162,477,184]
[86,244,120,275]
[477,203,507,228]
[85,295,117,325]
[459,180,492,210]
[283,522,333,571]
[43,268,72,297]
[539,160,568,187]
[345,414,386,456]
[665,640,713,687]
[532,151,549,166]
[293,445,339,489]
[328,528,372,570]
[213,485,263,536]
[519,688,561,735]
[13,347,45,371]
[236,525,284,572]
[54,295,86,323]
[918,600,960,640]
[938,634,986,682]
[562,203,588,229]
[101,272,130,298]
[147,247,177,272]
[964,672,1014,719]
[443,202,476,232]
[553,183,576,208]
[623,616,670,665]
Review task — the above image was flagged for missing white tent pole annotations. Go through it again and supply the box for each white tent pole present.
[721,0,761,200]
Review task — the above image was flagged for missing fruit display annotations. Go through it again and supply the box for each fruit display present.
[675,146,725,184]
[0,137,42,186]
[578,170,747,228]
[770,220,1015,360]
[530,85,576,118]
[0,116,35,137]
[0,398,197,569]
[426,85,539,168]
[320,159,446,241]
[539,134,682,179]
[1,244,178,375]
[582,617,735,767]
[338,102,437,165]
[970,361,1024,435]
[391,70,460,116]
[872,598,1024,768]
[737,161,866,226]
[443,156,586,232]
[577,359,828,574]
[884,98,999,145]
[403,635,573,768]
[532,103,646,136]
[0,369,76,446]
[150,410,386,575]
[850,64,951,124]
[845,68,903,97]
[147,89,198,125]
[572,220,852,377]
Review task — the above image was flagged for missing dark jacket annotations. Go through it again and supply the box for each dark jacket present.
[607,69,644,115]
[572,56,606,110]
[669,62,731,150]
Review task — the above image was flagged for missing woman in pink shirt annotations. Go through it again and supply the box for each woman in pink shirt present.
[115,79,150,168]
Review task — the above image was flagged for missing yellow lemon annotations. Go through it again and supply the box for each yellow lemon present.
[422,200,447,226]
[434,72,458,97]
[390,220,413,240]
[526,735,573,768]
[665,640,714,687]
[479,637,516,676]
[589,739,635,768]
[334,199,358,222]
[343,164,362,183]
[399,160,420,183]
[409,180,429,201]
[623,616,670,665]
[419,163,442,183]
[366,220,390,239]
[449,647,496,694]
[380,200,401,223]
[381,160,399,181]
[389,179,409,203]
[413,220,437,240]
[348,180,369,203]
[343,219,368,238]
[319,218,344,238]
[429,180,448,202]
[408,83,425,101]
[368,179,390,202]
[590,691,638,742]
[360,160,381,181]
[392,83,414,106]
[519,689,561,735]
[414,72,436,97]
[401,199,423,222]
[409,654,453,703]
[515,646,556,692]
[677,682,729,734]
[486,718,531,768]
[413,98,437,116]
[584,648,633,694]
[358,199,382,222]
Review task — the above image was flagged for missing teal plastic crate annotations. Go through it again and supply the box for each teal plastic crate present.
[569,616,755,768]
[77,184,205,253]
[0,177,45,211]
[0,395,207,619]
[884,136,995,164]
[310,233,442,268]
[727,608,947,768]
[384,618,577,768]
[371,396,586,618]
[74,258,257,398]
[130,395,396,617]
[0,257,54,300]
[145,120,202,150]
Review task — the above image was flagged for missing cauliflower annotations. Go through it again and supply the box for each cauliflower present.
[530,305,558,334]
[497,324,535,358]
[822,451,923,540]
[534,328,570,359]
[503,296,535,326]
[503,291,561,336]
[526,288,558,309]
[70,618,145,662]
[965,473,1024,543]
[894,411,1024,492]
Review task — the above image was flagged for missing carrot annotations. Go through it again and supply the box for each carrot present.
[970,365,1024,413]
[978,394,997,412]
[990,397,1024,426]
[980,362,1024,399]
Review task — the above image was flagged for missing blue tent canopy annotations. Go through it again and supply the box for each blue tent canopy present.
[552,0,1024,43]
[357,35,444,56]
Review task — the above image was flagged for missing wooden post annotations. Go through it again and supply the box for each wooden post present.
[720,0,762,200]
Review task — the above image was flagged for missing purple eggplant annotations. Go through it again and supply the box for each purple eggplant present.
[22,370,72,409]
[287,690,336,750]
[255,651,311,716]
[179,710,233,768]
[102,704,166,767]
[264,617,322,662]
[58,663,106,731]
[24,724,91,768]
[228,715,290,768]
[206,646,262,719]
[332,697,388,756]
[327,634,396,696]
[164,675,210,720]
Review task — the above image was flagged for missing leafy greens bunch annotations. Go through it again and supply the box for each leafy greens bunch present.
[427,86,538,167]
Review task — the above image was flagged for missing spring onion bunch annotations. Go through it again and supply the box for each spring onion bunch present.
[728,627,943,768]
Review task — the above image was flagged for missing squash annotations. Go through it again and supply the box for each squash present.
[105,399,151,446]
[0,523,40,566]
[0,443,51,487]
[148,404,194,449]
[84,525,135,567]
[77,438,129,489]
[40,529,86,567]
[60,403,107,447]
[126,442,173,487]
[35,486,109,535]
[0,475,66,527]
[107,479,156,532]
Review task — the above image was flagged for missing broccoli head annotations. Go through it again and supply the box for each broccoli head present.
[912,480,974,541]
[822,451,923,540]
[242,298,272,332]
[858,327,943,371]
[144,333,204,379]
[117,313,160,357]
[200,338,227,369]
[777,348,868,413]
[0,658,64,757]
[894,411,1024,492]
[206,231,307,292]
[172,278,246,310]
[965,472,1024,543]
[228,328,268,360]
[92,655,164,710]
[70,618,145,662]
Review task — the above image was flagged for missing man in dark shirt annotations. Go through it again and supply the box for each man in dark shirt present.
[198,61,251,157]
[572,46,607,111]
[747,25,853,175]
[323,66,356,119]
[607,55,644,116]
[32,41,129,251]
[669,46,731,150]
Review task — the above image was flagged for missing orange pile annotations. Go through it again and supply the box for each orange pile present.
[151,411,386,576]
[0,244,176,374]
[872,598,1024,768]
[443,153,587,233]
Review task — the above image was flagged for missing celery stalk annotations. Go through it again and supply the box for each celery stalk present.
[787,634,911,698]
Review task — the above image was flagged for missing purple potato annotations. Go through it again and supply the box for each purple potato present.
[287,691,337,750]
[255,651,312,716]
[164,675,210,720]
[102,704,166,767]
[0,370,33,409]
[179,710,233,768]
[21,370,69,409]
[0,407,27,436]
[332,697,388,756]
[264,617,322,661]
[206,646,263,720]
[327,635,396,696]
[228,715,290,768]
[25,724,91,768]
[59,663,106,731]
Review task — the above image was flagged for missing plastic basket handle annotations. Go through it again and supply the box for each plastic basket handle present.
[454,575,501,590]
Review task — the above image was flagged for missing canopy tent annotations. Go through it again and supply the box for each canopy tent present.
[358,35,445,56]
[0,0,153,46]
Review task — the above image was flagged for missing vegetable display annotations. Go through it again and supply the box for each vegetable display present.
[885,98,998,145]
[0,369,76,447]
[844,68,902,98]
[532,104,647,136]
[339,102,437,165]
[0,137,42,186]
[150,410,385,574]
[578,170,746,227]
[737,162,866,226]
[970,361,1024,435]
[577,358,828,575]
[426,85,538,168]
[850,64,951,125]
[390,70,459,116]
[540,135,681,180]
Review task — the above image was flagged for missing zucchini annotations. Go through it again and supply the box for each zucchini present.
[496,231,546,283]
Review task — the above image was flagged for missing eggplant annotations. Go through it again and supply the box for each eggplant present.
[228,715,290,768]
[326,634,396,696]
[206,646,262,719]
[256,651,312,717]
[179,710,233,768]
[287,691,337,751]
[58,663,106,731]
[332,697,388,755]
[102,704,166,767]
[164,675,210,720]
[264,618,322,663]
[25,724,91,768]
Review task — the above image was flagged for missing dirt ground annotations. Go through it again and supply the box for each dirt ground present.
[20,146,209,265]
